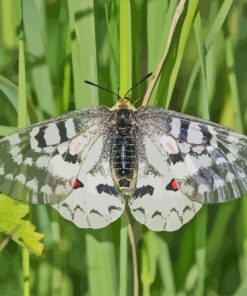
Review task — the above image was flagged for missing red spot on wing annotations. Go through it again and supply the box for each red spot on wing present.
[73,178,84,189]
[166,178,179,192]
[171,179,179,190]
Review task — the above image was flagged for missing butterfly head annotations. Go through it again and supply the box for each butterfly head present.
[113,72,153,109]
[112,97,136,110]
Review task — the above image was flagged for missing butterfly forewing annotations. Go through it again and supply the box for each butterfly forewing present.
[0,106,112,204]
[135,107,247,204]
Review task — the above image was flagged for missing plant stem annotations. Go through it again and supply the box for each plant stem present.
[119,215,128,296]
[142,0,186,106]
[125,211,139,296]
[0,225,22,253]
[119,1,135,295]
[22,247,30,296]
[19,4,29,295]
[0,235,11,252]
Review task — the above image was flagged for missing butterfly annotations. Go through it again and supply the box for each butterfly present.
[0,89,247,232]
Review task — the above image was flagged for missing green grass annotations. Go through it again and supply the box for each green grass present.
[0,0,247,295]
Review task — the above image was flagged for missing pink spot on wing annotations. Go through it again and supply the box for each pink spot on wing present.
[158,136,179,154]
[166,143,177,154]
[70,139,83,154]
[74,142,81,153]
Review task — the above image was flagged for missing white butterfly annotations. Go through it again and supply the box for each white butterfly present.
[0,95,247,231]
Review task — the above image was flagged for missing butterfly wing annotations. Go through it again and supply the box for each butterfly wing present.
[52,133,125,228]
[128,124,202,232]
[0,106,109,204]
[135,107,247,204]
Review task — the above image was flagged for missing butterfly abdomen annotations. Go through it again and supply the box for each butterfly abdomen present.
[111,108,137,190]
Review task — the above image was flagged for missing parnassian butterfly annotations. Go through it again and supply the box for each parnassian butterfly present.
[0,90,247,231]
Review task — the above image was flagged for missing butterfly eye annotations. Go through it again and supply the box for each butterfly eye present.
[72,179,84,189]
[166,179,179,191]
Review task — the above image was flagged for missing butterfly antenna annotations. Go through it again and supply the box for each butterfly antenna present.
[132,97,142,106]
[84,80,121,99]
[124,72,153,97]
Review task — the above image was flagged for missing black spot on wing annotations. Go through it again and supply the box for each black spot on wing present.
[132,207,145,214]
[165,116,173,133]
[217,140,230,154]
[133,185,154,199]
[96,184,118,196]
[63,152,78,164]
[183,205,193,214]
[35,126,47,148]
[56,121,69,142]
[52,149,60,156]
[74,205,85,218]
[179,120,190,141]
[108,205,122,213]
[199,125,213,145]
[90,209,103,217]
[170,207,183,223]
[61,203,75,218]
[169,153,183,164]
[151,211,162,218]
[63,204,84,219]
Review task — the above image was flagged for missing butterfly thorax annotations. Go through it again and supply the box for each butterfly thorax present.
[111,108,137,194]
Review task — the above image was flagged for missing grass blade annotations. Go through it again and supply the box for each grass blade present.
[119,0,132,96]
[157,235,176,295]
[119,1,133,294]
[18,37,27,128]
[158,0,199,109]
[205,0,234,50]
[22,0,55,116]
[86,230,118,296]
[68,0,98,108]
[0,75,18,111]
[19,10,30,295]
[0,125,17,136]
[141,231,159,296]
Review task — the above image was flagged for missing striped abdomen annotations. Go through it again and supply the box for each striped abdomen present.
[112,130,136,188]
[111,108,137,190]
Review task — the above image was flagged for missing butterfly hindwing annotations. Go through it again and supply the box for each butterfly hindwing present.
[128,126,202,232]
[135,107,247,204]
[52,134,125,229]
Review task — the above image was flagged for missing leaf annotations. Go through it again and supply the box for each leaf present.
[0,194,44,256]
[0,75,18,111]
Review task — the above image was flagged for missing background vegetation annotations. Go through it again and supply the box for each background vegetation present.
[0,0,247,295]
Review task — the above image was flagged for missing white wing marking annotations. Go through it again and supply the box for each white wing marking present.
[187,122,203,144]
[44,123,61,145]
